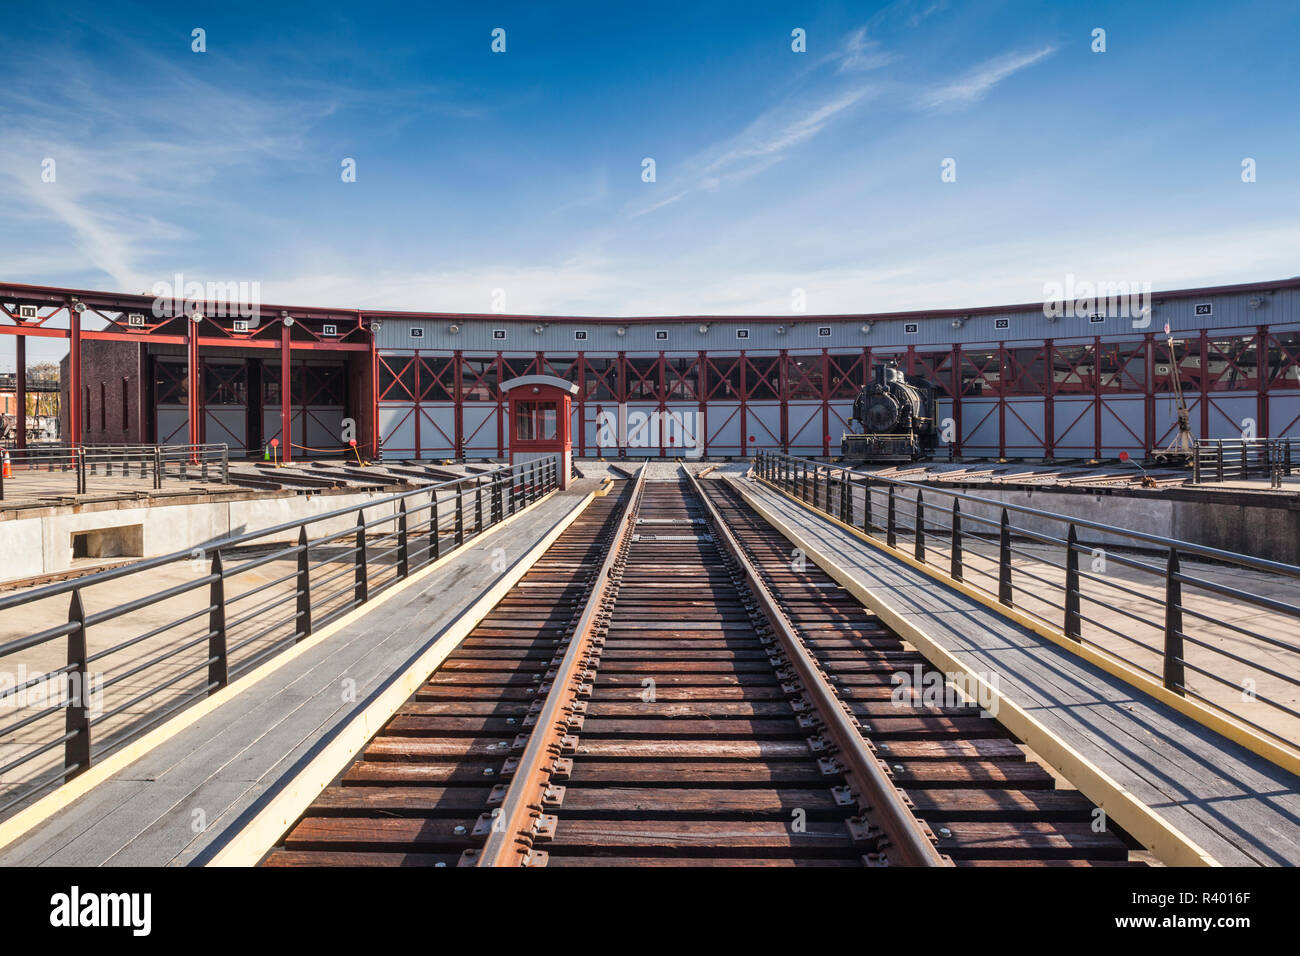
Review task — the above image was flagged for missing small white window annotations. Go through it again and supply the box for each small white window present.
[410,327,425,338]
[904,323,919,335]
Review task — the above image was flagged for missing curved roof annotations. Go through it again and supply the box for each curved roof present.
[499,374,580,396]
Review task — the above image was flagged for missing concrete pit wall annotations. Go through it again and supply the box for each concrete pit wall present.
[0,488,438,583]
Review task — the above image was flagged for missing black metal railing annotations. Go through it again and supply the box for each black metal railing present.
[755,451,1300,750]
[0,453,560,818]
[0,443,231,501]
[1192,438,1298,485]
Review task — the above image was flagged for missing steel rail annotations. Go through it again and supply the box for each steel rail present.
[687,468,949,867]
[470,464,646,867]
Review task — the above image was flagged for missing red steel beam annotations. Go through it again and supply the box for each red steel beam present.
[281,318,292,463]
[14,334,25,449]
[68,306,82,446]
[188,317,201,449]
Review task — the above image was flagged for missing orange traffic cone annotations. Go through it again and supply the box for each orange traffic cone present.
[2,450,11,479]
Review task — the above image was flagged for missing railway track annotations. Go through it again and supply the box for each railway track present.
[262,467,1140,867]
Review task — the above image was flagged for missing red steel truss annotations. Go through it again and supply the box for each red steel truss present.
[375,336,1300,459]
[1,282,369,461]
[7,281,1300,461]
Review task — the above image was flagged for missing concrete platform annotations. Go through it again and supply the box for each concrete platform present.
[730,475,1300,867]
[0,484,597,866]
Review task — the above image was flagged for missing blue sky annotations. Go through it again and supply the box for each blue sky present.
[2,0,1298,363]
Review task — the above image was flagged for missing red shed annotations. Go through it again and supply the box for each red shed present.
[501,374,578,490]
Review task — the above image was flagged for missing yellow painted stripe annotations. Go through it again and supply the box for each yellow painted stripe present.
[207,489,598,866]
[0,489,581,856]
[751,476,1300,779]
[731,476,1221,867]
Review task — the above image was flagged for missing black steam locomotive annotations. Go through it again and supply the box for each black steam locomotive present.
[840,364,940,463]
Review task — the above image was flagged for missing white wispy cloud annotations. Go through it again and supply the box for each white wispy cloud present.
[619,24,909,219]
[834,27,898,73]
[0,34,336,291]
[252,217,1300,321]
[916,45,1057,109]
[627,82,877,218]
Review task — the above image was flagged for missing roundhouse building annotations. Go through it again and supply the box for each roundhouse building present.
[4,277,1298,461]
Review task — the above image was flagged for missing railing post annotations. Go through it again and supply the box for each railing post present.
[430,491,441,560]
[208,551,228,691]
[455,483,465,545]
[1192,443,1201,483]
[221,445,229,484]
[475,478,483,535]
[397,499,410,578]
[840,469,849,522]
[76,447,86,495]
[1064,524,1081,640]
[65,589,91,780]
[914,490,926,561]
[1215,441,1224,482]
[1240,441,1249,481]
[862,479,873,534]
[354,511,369,605]
[493,474,502,524]
[154,446,162,490]
[296,526,312,639]
[950,500,962,580]
[887,486,897,548]
[998,508,1013,606]
[1163,547,1186,694]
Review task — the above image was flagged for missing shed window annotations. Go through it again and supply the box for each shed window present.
[514,401,559,441]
